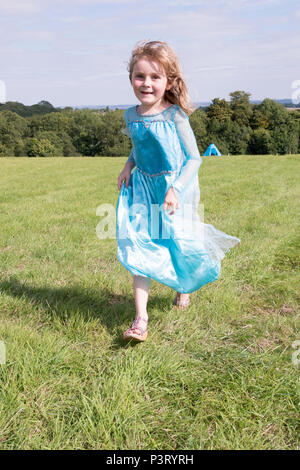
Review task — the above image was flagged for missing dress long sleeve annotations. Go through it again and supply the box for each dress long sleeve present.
[126,148,136,167]
[171,108,202,195]
[121,125,136,168]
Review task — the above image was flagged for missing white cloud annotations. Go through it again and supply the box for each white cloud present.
[56,0,139,4]
[135,9,250,39]
[167,0,281,8]
[220,0,281,7]
[83,72,128,81]
[235,0,279,5]
[192,66,238,73]
[21,31,54,40]
[58,16,86,23]
[0,1,41,14]
[0,0,139,15]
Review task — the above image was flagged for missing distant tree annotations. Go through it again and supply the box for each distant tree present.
[0,111,27,153]
[230,90,251,105]
[271,118,299,154]
[37,100,54,108]
[255,99,299,153]
[25,137,56,157]
[0,101,28,116]
[60,106,74,113]
[28,111,73,135]
[256,99,287,130]
[35,131,64,155]
[95,108,131,156]
[248,128,273,154]
[221,120,252,154]
[229,91,253,127]
[205,118,229,154]
[190,108,208,153]
[251,106,269,129]
[35,130,78,156]
[69,109,104,156]
[14,140,26,156]
[0,100,58,117]
[0,142,8,155]
[61,134,78,156]
[207,98,233,123]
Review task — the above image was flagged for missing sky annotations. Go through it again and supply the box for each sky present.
[0,0,299,107]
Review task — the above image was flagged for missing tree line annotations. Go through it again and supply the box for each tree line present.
[0,91,299,157]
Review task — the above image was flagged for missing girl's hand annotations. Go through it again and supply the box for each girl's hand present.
[163,187,180,215]
[117,162,132,191]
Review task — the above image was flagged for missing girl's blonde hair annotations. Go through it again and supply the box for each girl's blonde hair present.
[128,40,195,116]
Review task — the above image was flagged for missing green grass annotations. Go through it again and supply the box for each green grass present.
[0,155,299,450]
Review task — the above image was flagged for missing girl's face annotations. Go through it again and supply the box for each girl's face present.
[131,56,171,111]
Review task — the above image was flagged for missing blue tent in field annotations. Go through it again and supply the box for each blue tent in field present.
[203,143,221,156]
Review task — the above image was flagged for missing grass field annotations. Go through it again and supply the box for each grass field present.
[0,155,299,450]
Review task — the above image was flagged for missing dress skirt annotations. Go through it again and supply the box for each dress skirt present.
[116,167,240,293]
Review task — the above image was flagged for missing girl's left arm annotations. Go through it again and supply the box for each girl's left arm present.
[171,107,202,195]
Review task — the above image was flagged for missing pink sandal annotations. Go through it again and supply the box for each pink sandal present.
[124,317,148,342]
[173,293,190,310]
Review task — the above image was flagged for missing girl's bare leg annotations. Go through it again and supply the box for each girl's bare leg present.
[174,292,190,308]
[133,275,150,322]
[124,275,150,339]
[177,293,190,302]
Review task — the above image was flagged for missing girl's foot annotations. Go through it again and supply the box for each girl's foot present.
[124,316,148,342]
[173,292,190,310]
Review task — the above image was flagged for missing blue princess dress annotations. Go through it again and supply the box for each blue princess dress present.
[116,104,240,293]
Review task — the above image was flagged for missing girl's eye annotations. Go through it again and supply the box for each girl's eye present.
[134,74,160,79]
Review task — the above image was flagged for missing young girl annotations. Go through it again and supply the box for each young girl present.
[117,40,240,342]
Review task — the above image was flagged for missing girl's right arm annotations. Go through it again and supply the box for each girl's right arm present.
[118,110,136,190]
